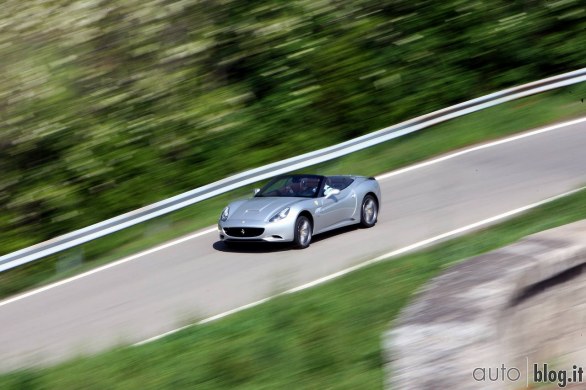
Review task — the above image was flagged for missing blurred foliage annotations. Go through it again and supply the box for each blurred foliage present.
[1,0,585,253]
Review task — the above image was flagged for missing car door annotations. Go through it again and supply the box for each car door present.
[315,185,357,231]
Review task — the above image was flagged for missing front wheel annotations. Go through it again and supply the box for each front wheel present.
[293,215,312,249]
[360,195,378,228]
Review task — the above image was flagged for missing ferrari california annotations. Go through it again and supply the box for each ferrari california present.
[218,174,381,249]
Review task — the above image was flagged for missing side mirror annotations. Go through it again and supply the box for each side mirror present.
[253,188,260,195]
[325,188,340,199]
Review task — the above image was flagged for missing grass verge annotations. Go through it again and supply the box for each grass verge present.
[2,186,586,389]
[1,83,585,300]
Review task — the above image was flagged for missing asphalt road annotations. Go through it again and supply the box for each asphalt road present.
[1,118,586,371]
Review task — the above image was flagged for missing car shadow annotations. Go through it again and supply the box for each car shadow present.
[212,224,362,253]
[212,241,291,253]
[311,224,360,244]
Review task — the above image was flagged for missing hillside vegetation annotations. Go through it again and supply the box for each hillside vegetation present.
[1,0,585,253]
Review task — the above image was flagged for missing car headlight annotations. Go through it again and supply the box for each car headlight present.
[220,206,230,222]
[270,207,290,222]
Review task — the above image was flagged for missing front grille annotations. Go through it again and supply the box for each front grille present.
[224,227,264,237]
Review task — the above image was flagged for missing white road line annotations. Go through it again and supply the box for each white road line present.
[134,297,273,345]
[0,228,217,308]
[375,116,586,180]
[133,185,586,346]
[1,116,585,309]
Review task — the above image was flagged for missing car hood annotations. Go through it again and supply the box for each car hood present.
[229,197,303,221]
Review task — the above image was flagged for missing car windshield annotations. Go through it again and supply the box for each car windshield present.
[255,175,324,198]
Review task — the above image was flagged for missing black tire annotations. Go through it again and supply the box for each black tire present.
[360,195,378,228]
[293,215,312,249]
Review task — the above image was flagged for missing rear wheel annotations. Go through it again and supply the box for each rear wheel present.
[360,195,378,228]
[293,215,312,249]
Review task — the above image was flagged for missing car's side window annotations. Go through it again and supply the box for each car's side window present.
[320,176,354,197]
[329,177,354,191]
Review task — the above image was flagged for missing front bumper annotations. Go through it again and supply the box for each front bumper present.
[218,218,295,242]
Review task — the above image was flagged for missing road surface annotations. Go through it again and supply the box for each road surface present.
[1,117,586,371]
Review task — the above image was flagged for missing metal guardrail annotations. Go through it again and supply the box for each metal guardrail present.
[2,68,586,272]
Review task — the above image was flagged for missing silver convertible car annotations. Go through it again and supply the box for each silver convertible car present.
[218,174,381,248]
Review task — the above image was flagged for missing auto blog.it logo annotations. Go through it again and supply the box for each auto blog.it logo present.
[473,362,585,388]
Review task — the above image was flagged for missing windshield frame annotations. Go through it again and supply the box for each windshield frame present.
[254,174,325,199]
